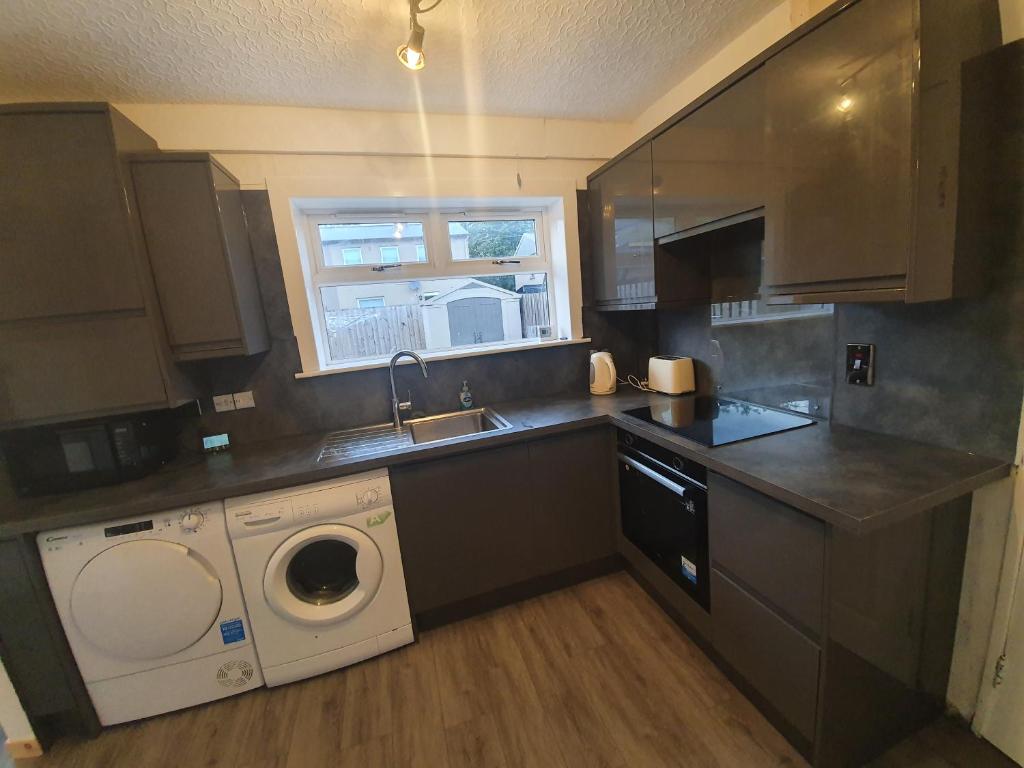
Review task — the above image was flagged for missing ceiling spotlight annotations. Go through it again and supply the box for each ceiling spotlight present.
[836,95,854,113]
[397,22,426,70]
[397,0,442,71]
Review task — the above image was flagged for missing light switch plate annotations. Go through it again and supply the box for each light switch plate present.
[233,391,256,409]
[213,394,236,412]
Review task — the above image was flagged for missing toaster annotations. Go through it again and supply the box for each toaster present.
[647,356,695,395]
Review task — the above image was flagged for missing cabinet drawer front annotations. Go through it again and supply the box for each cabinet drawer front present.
[709,473,824,634]
[712,569,820,740]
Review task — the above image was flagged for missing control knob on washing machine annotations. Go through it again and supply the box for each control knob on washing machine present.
[180,510,206,532]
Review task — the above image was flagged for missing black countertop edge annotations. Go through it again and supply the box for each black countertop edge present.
[0,391,1010,538]
[606,413,1010,534]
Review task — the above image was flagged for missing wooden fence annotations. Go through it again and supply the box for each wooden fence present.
[520,292,550,334]
[325,305,426,361]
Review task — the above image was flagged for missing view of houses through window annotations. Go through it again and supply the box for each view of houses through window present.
[311,214,552,365]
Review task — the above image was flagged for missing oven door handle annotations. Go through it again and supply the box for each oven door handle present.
[618,452,687,497]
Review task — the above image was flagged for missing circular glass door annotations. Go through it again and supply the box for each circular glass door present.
[263,524,383,625]
[286,539,358,605]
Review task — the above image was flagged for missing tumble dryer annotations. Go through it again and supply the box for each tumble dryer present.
[38,504,262,725]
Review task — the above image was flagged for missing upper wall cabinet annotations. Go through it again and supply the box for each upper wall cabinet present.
[653,67,766,240]
[0,103,200,428]
[0,106,149,321]
[131,153,269,360]
[588,144,656,308]
[586,0,1001,307]
[762,0,1001,304]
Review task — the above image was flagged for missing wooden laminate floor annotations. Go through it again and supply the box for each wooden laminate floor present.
[20,572,1016,768]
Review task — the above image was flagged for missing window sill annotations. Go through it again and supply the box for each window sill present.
[294,337,593,379]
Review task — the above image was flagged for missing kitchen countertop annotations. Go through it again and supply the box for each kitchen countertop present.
[0,391,1010,537]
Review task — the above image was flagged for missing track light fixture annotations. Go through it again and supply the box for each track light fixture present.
[397,0,442,71]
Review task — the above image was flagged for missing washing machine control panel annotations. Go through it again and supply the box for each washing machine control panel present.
[224,470,393,540]
[356,486,382,508]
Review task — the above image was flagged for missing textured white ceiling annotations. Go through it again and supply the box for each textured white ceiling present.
[0,0,779,121]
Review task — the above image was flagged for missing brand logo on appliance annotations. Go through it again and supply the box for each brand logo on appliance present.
[367,511,392,528]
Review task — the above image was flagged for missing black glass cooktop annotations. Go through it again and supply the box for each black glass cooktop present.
[624,397,815,447]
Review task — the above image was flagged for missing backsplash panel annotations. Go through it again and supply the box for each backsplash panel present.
[657,307,834,417]
[192,192,588,445]
[831,288,1024,462]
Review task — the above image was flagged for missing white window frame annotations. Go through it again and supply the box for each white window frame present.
[340,247,362,265]
[304,209,556,369]
[356,296,386,308]
[379,245,400,264]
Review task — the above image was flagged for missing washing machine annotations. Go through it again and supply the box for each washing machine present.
[225,469,413,686]
[37,503,263,725]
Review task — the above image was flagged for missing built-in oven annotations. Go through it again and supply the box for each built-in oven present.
[617,430,710,612]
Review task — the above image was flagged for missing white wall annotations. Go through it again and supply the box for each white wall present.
[0,657,35,748]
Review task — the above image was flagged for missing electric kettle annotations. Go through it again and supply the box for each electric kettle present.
[590,351,617,395]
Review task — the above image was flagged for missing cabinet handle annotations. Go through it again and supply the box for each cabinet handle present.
[618,452,686,496]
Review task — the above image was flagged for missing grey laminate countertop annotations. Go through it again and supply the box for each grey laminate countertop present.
[0,391,1009,537]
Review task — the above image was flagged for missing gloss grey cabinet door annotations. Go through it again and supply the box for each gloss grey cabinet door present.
[653,67,766,239]
[0,108,146,321]
[762,0,915,293]
[131,154,269,360]
[588,144,655,308]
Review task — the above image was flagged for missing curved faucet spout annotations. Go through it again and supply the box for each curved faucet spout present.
[389,350,429,428]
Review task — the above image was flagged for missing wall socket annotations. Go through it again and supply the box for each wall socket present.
[846,343,875,386]
[233,391,256,409]
[212,394,236,412]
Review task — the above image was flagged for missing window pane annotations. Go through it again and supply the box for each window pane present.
[320,273,551,363]
[449,219,538,260]
[319,222,426,267]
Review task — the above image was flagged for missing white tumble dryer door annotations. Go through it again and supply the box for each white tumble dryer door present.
[71,540,223,661]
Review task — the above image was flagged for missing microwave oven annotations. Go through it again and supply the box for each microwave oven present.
[1,411,179,497]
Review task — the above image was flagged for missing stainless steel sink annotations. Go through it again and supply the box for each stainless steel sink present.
[317,408,511,464]
[405,408,511,444]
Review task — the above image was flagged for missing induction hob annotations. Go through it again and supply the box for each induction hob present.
[624,396,815,447]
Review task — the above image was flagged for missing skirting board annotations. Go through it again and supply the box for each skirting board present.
[6,737,43,759]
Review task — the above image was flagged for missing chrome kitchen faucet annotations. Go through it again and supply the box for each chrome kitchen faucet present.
[389,350,428,428]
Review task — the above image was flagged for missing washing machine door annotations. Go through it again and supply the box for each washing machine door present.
[70,540,223,660]
[263,524,384,626]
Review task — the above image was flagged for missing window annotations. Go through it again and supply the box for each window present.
[448,218,539,260]
[306,210,553,367]
[317,221,427,267]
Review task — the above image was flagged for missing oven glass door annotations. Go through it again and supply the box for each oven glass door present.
[619,454,710,611]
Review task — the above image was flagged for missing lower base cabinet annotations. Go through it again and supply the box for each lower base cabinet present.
[711,569,820,743]
[707,471,972,767]
[391,427,616,623]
